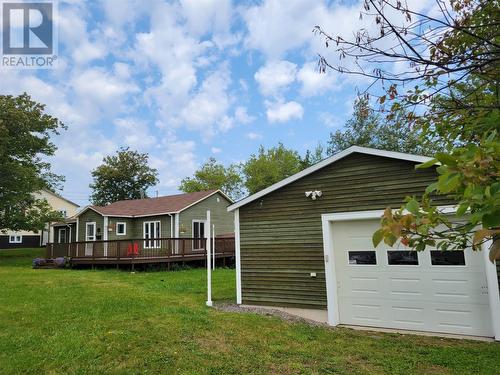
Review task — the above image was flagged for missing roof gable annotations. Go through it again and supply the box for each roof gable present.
[227,146,433,211]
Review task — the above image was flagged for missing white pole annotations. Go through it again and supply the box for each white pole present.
[206,210,212,307]
[212,224,215,270]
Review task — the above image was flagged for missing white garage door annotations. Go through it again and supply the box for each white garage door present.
[331,219,493,337]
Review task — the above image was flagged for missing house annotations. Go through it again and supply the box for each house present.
[1,189,80,249]
[228,146,500,340]
[53,190,234,248]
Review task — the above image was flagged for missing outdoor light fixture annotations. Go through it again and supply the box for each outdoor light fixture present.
[180,223,186,234]
[305,190,323,200]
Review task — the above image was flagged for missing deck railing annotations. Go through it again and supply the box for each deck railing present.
[46,237,235,262]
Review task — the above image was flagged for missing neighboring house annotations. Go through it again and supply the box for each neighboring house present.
[1,189,80,249]
[53,190,233,247]
[228,146,500,340]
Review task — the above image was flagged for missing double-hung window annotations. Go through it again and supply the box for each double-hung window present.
[9,235,22,244]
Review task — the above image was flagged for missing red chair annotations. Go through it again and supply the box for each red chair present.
[127,243,140,256]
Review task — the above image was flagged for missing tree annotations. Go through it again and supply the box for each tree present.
[301,143,325,168]
[0,93,65,231]
[315,0,500,260]
[242,143,303,194]
[179,158,243,200]
[327,98,442,156]
[90,148,159,205]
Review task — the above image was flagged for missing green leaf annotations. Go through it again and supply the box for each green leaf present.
[483,210,500,228]
[406,199,420,214]
[372,229,384,247]
[456,203,469,216]
[440,173,461,193]
[434,152,457,167]
[425,182,439,194]
[416,158,438,169]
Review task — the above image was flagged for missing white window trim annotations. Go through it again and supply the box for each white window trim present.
[192,219,206,251]
[9,235,22,244]
[143,221,161,249]
[58,228,67,243]
[116,222,127,236]
[59,209,68,218]
[85,222,96,241]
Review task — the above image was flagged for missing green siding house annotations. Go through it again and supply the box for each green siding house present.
[228,146,500,340]
[55,190,233,245]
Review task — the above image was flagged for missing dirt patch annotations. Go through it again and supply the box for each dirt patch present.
[214,303,328,327]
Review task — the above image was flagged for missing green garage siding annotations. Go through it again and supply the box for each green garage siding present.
[239,153,453,309]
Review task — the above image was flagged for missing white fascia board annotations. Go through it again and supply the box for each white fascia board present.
[228,146,434,212]
[322,205,457,223]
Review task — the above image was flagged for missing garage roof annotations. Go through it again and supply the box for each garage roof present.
[227,146,433,212]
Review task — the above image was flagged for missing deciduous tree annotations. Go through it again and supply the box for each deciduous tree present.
[0,93,65,231]
[90,148,158,205]
[242,143,303,194]
[179,158,243,200]
[315,0,500,260]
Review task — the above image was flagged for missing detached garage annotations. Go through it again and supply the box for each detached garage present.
[228,146,500,340]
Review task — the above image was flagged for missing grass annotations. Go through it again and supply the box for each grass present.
[0,248,498,374]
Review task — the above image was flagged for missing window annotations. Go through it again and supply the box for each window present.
[387,251,419,265]
[193,220,206,250]
[348,251,376,265]
[58,228,67,243]
[59,209,67,218]
[116,222,126,236]
[143,221,161,249]
[431,251,466,266]
[9,235,22,244]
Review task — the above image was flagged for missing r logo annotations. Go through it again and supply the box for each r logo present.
[2,2,53,54]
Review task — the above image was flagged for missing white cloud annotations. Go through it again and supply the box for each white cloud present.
[180,0,233,37]
[211,147,222,154]
[318,112,342,129]
[246,132,263,140]
[70,67,139,123]
[234,106,255,124]
[179,67,233,137]
[298,61,339,96]
[114,118,155,149]
[266,100,304,123]
[254,60,297,96]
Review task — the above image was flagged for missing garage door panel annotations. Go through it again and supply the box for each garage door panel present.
[331,219,493,337]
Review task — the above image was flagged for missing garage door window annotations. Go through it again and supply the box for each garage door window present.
[348,251,376,265]
[387,251,419,265]
[431,251,466,266]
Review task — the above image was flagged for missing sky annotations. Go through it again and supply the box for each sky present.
[1,0,437,206]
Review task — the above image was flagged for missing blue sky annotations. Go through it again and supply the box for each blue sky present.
[1,0,435,206]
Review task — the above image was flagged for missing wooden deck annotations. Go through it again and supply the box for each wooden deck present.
[46,237,235,266]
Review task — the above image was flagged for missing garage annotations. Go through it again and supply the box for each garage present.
[230,146,500,340]
[326,217,493,337]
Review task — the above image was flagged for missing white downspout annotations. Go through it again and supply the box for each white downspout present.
[174,213,180,254]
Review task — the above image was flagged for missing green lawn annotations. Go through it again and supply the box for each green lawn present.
[0,249,498,374]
